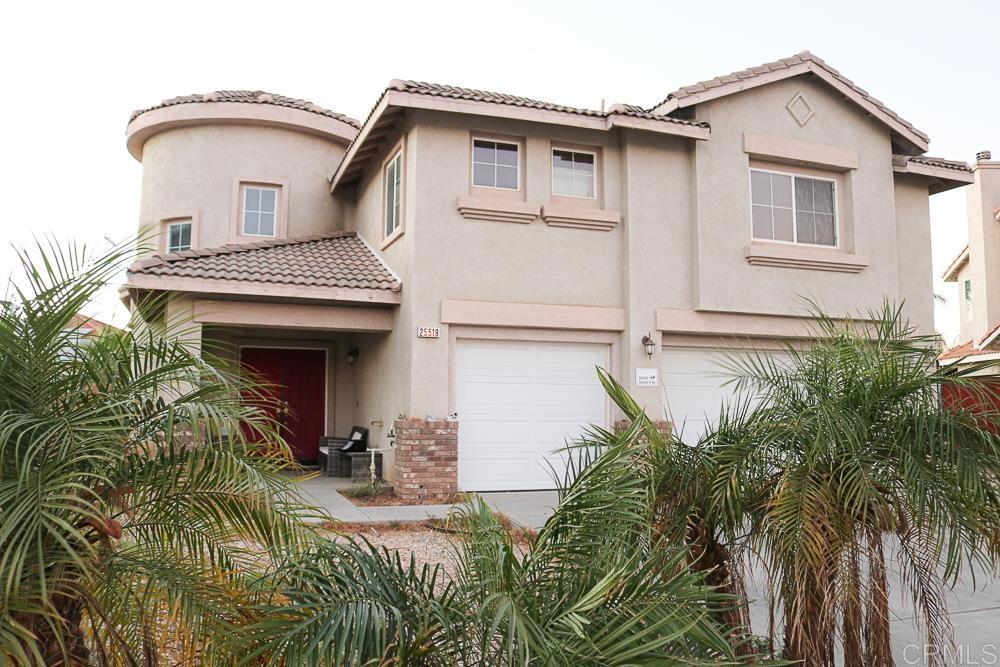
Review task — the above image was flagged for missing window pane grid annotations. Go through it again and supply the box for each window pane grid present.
[384,151,402,237]
[472,139,519,190]
[167,221,192,253]
[242,186,278,236]
[750,169,836,247]
[552,149,596,198]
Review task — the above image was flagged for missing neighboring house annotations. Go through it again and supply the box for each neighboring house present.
[940,151,1000,377]
[122,52,971,498]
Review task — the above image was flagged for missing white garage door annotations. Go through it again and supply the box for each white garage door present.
[662,347,787,445]
[456,339,608,491]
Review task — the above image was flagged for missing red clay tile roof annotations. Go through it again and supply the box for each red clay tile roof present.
[127,233,400,292]
[388,80,709,129]
[940,325,1000,361]
[129,90,361,128]
[939,341,995,361]
[650,50,928,144]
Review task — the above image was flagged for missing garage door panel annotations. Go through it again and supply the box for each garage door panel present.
[457,339,608,491]
[662,347,786,445]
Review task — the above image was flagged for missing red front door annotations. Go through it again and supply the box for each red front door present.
[240,347,326,462]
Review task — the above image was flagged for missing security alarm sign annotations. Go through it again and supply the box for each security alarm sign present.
[635,368,659,387]
[417,327,440,339]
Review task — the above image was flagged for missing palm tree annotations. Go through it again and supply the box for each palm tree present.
[0,239,323,665]
[609,303,1000,666]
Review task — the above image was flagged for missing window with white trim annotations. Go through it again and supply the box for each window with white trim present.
[384,149,403,237]
[552,149,596,198]
[751,169,837,247]
[964,279,973,321]
[242,185,278,237]
[472,139,519,189]
[167,220,192,252]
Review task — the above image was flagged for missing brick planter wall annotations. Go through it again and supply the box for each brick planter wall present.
[393,418,458,501]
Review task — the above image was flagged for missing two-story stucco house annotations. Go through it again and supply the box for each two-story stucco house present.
[123,52,970,499]
[941,152,1000,377]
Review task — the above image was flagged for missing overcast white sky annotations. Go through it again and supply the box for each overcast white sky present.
[2,0,997,342]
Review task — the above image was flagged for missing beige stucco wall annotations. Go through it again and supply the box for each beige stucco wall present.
[966,163,1000,341]
[137,124,347,252]
[892,176,935,334]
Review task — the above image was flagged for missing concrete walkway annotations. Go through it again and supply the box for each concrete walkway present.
[294,474,558,528]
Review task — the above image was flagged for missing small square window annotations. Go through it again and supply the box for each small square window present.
[472,139,520,190]
[384,149,403,238]
[167,221,192,252]
[552,149,596,198]
[242,185,279,237]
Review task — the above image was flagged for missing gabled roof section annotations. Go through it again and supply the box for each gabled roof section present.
[130,90,361,127]
[649,51,929,153]
[330,80,710,190]
[126,233,401,304]
[942,245,970,282]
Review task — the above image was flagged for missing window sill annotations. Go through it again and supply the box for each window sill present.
[380,228,404,250]
[541,204,621,231]
[456,196,539,224]
[744,244,869,273]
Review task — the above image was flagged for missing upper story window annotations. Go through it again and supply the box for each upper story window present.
[167,220,192,253]
[242,185,279,237]
[751,168,837,247]
[384,148,403,238]
[472,138,519,190]
[964,279,973,321]
[552,149,596,199]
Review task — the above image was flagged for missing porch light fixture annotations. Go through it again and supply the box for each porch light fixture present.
[641,333,655,359]
[347,346,359,366]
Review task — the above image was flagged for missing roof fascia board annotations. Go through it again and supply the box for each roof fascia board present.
[893,160,975,184]
[125,273,402,305]
[330,93,393,191]
[607,113,709,140]
[941,245,970,282]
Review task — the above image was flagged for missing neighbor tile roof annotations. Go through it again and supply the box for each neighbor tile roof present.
[650,51,928,144]
[129,90,361,127]
[127,233,400,292]
[388,80,709,129]
[940,324,1000,361]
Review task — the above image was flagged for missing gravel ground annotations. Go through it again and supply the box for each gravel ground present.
[331,524,464,578]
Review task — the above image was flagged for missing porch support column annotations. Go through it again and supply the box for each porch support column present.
[393,417,458,501]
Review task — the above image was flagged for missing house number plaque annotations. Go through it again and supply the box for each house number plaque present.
[417,327,440,338]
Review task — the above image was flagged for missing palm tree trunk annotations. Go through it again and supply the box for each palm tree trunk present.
[865,536,893,667]
[36,594,90,666]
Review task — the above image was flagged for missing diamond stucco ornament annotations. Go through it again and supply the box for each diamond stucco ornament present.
[786,92,815,127]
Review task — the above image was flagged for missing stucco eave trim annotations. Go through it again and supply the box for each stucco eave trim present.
[743,132,858,171]
[655,308,867,339]
[124,273,402,305]
[441,299,625,331]
[126,102,358,162]
[743,245,869,273]
[192,299,393,332]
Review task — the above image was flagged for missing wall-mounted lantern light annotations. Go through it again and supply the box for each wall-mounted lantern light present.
[641,333,655,359]
[347,346,359,366]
